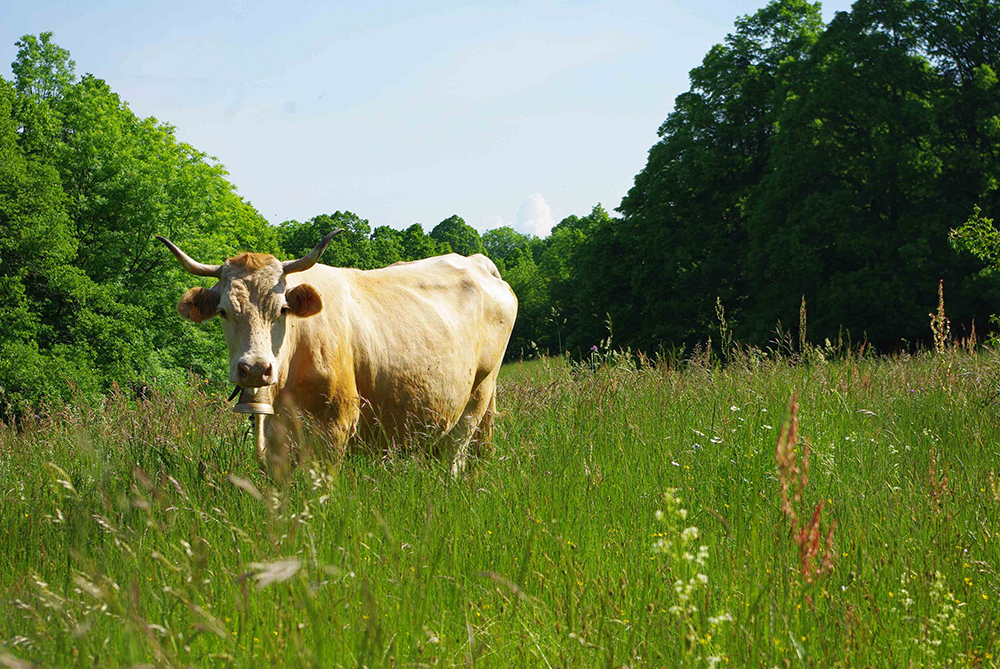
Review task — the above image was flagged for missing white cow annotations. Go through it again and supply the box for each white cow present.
[157,230,517,472]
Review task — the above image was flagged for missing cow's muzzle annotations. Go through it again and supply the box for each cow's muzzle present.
[236,359,274,387]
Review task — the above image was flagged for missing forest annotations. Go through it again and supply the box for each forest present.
[2,0,1000,413]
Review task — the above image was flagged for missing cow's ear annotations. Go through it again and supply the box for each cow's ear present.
[286,284,322,318]
[178,287,220,323]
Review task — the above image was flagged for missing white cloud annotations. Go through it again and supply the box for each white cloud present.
[515,193,556,237]
[482,193,557,237]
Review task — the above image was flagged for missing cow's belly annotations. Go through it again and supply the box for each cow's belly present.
[355,345,481,444]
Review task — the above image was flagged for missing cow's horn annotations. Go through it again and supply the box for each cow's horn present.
[155,236,222,278]
[282,228,344,274]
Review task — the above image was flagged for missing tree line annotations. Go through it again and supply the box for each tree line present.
[3,0,1000,412]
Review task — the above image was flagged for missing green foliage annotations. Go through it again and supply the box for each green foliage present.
[429,214,484,256]
[0,76,96,412]
[0,35,278,414]
[276,214,443,270]
[498,252,545,357]
[278,211,375,268]
[10,31,75,100]
[615,0,825,351]
[567,0,1000,354]
[0,339,102,411]
[481,226,531,272]
[401,222,451,260]
[952,205,1000,267]
[370,225,405,266]
[746,0,948,345]
[950,206,1000,345]
[491,205,614,358]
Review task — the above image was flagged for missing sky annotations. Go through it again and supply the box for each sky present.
[1,0,854,237]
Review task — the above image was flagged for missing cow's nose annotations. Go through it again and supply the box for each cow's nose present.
[237,360,274,387]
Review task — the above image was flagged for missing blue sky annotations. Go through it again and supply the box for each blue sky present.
[2,0,853,236]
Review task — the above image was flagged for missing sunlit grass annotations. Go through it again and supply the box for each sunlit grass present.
[1,351,998,667]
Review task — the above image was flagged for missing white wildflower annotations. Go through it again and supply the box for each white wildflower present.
[681,526,700,542]
[708,612,733,625]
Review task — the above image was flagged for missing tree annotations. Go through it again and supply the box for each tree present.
[545,205,616,354]
[482,226,532,272]
[0,35,287,409]
[0,78,73,345]
[371,225,405,266]
[278,212,374,268]
[430,215,484,256]
[915,0,1000,249]
[500,252,545,358]
[616,0,825,351]
[744,0,981,346]
[950,206,1000,326]
[952,206,1000,265]
[915,0,1000,85]
[401,223,449,260]
[10,32,75,100]
[0,78,108,411]
[497,205,611,357]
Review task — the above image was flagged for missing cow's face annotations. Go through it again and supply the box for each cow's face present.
[177,255,322,386]
[156,231,340,388]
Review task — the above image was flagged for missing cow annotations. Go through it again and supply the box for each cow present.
[155,230,517,473]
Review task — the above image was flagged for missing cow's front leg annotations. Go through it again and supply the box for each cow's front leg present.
[325,395,361,459]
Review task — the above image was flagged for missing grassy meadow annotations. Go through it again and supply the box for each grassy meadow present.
[1,349,999,667]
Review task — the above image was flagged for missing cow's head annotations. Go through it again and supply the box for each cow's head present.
[156,230,342,387]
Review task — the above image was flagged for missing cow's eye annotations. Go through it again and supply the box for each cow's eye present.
[218,309,228,321]
[280,306,290,317]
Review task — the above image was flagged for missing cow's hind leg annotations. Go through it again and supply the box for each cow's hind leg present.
[470,385,497,458]
[445,375,496,476]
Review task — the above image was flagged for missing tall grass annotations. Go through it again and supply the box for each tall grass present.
[1,350,998,667]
